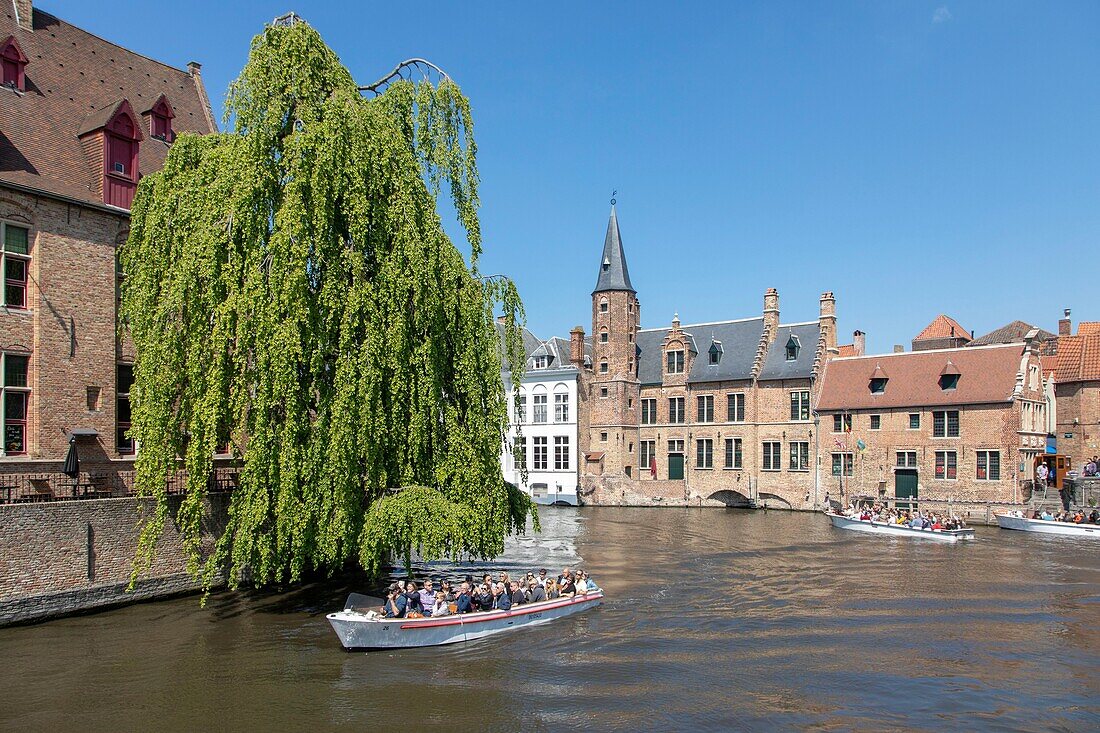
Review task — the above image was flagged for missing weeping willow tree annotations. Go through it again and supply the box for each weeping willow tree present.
[120,18,535,592]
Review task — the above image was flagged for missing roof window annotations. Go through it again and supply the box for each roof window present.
[785,334,800,361]
[1,36,28,92]
[146,95,176,141]
[709,341,722,365]
[869,365,888,394]
[939,361,961,391]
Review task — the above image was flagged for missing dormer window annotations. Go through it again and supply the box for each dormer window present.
[785,335,800,361]
[939,362,961,391]
[667,349,685,374]
[1,36,28,91]
[869,365,888,394]
[81,100,144,209]
[533,355,551,369]
[709,341,723,365]
[601,255,611,272]
[146,95,176,141]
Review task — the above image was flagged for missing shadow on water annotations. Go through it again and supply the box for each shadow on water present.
[1,508,1098,732]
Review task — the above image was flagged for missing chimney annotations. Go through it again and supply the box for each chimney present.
[1059,308,1071,336]
[570,326,585,369]
[187,61,202,76]
[893,344,904,353]
[763,288,779,342]
[14,1,32,30]
[853,330,865,357]
[818,291,837,353]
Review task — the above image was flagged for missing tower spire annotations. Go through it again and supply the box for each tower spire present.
[593,204,635,294]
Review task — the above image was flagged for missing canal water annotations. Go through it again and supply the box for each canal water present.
[2,509,1098,732]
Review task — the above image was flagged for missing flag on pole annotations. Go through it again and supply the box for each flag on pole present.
[856,439,866,452]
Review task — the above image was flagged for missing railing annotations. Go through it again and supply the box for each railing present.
[0,467,240,505]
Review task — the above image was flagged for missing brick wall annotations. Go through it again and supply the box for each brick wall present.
[1054,381,1100,465]
[0,494,228,626]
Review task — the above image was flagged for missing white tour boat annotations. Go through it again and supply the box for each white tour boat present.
[826,512,975,542]
[327,589,604,650]
[994,513,1100,538]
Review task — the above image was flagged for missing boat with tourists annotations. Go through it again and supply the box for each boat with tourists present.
[825,512,975,542]
[328,588,603,649]
[995,512,1100,538]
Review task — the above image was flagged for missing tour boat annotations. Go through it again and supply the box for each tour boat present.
[994,513,1100,538]
[327,589,604,650]
[825,512,975,542]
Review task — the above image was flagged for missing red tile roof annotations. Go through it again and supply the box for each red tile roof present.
[914,314,971,342]
[837,343,858,357]
[1050,334,1100,382]
[1077,322,1100,336]
[0,7,216,208]
[817,344,1025,411]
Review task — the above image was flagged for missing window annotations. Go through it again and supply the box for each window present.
[600,328,608,343]
[667,439,684,453]
[1,35,28,91]
[696,439,713,469]
[599,298,608,313]
[515,394,526,423]
[976,450,1000,481]
[789,441,809,471]
[908,413,920,430]
[934,450,957,480]
[149,96,174,141]
[1,222,30,309]
[2,353,29,455]
[831,452,853,476]
[554,392,569,423]
[939,373,960,390]
[709,342,722,365]
[600,387,608,399]
[513,437,526,471]
[896,451,917,468]
[532,437,548,470]
[641,398,657,424]
[669,397,685,423]
[727,393,745,422]
[832,414,852,432]
[697,395,714,423]
[640,440,655,473]
[532,393,547,423]
[554,436,570,470]
[102,103,141,208]
[533,355,551,369]
[600,431,608,442]
[724,438,743,469]
[932,410,959,438]
[870,378,888,394]
[870,414,881,430]
[116,363,135,454]
[785,335,800,361]
[599,361,608,374]
[666,350,685,374]
[762,441,781,471]
[790,391,810,421]
[86,386,101,412]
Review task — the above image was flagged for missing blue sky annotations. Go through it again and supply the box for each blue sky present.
[47,1,1099,352]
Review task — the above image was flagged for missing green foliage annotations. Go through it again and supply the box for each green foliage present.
[121,20,535,591]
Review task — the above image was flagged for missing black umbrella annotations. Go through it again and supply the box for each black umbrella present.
[62,436,79,479]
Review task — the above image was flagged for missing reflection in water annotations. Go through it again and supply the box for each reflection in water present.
[2,508,1098,731]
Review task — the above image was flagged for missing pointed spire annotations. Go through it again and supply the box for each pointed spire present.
[593,205,635,294]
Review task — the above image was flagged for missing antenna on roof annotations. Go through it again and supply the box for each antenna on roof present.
[611,189,617,206]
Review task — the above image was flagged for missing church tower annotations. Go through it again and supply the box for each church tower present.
[589,205,641,478]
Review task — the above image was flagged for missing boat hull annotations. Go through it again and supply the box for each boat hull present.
[826,513,975,542]
[995,514,1100,538]
[327,590,603,650]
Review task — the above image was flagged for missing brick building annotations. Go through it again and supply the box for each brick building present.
[574,206,839,509]
[0,1,216,496]
[912,314,971,351]
[1047,313,1100,465]
[815,337,1048,507]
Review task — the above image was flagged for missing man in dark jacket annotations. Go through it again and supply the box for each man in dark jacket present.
[455,582,474,614]
[528,581,547,604]
[495,582,512,610]
[510,581,526,606]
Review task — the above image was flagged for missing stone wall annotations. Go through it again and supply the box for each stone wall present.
[0,494,228,626]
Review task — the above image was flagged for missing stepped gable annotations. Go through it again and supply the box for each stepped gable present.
[0,5,216,206]
[817,344,1025,411]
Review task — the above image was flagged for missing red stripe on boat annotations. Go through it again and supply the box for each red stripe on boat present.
[400,592,603,630]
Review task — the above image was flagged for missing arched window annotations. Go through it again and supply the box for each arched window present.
[600,327,608,343]
[147,95,175,141]
[553,384,570,422]
[1,36,28,91]
[599,297,608,313]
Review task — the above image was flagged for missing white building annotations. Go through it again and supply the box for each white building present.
[501,335,584,505]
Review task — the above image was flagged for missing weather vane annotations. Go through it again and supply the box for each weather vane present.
[611,189,617,206]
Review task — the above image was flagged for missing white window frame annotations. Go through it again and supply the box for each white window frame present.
[762,441,781,471]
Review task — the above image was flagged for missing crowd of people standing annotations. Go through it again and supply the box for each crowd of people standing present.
[381,567,595,619]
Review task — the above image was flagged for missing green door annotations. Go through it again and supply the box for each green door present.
[668,453,684,480]
[895,470,918,509]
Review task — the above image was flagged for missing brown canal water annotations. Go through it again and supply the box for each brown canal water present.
[1,508,1098,732]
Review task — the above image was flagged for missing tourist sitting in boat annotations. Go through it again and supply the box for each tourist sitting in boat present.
[546,578,561,599]
[494,582,512,611]
[559,573,576,598]
[384,584,408,618]
[1090,510,1100,524]
[528,579,547,603]
[1040,509,1054,520]
[404,581,425,616]
[418,580,437,616]
[454,582,474,613]
[432,592,452,617]
[475,584,494,611]
[510,581,526,606]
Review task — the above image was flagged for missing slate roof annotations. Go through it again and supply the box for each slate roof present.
[494,322,542,372]
[914,314,971,342]
[759,322,820,380]
[0,6,217,208]
[817,344,1025,411]
[1049,333,1100,383]
[592,205,634,294]
[968,320,1056,347]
